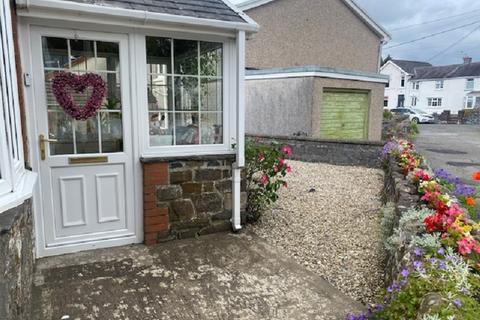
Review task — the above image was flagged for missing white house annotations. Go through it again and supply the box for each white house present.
[381,57,480,114]
[410,58,480,114]
[380,59,431,109]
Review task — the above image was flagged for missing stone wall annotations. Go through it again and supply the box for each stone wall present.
[382,157,421,285]
[0,199,34,320]
[251,135,383,168]
[141,156,246,245]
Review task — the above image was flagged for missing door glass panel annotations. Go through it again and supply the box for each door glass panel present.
[42,36,123,155]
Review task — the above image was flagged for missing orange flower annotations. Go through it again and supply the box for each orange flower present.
[465,197,476,206]
[473,172,480,181]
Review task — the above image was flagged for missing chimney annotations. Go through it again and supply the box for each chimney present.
[463,56,472,64]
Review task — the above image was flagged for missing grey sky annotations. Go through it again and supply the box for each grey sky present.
[233,0,480,66]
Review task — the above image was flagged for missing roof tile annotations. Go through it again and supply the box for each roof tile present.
[62,0,246,22]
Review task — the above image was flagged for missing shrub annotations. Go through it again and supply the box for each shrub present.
[383,109,393,121]
[244,139,292,222]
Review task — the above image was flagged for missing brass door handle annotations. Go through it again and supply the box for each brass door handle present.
[39,134,58,160]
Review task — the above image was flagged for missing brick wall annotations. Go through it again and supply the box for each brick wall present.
[141,156,246,245]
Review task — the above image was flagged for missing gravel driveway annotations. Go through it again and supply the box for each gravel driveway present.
[249,160,385,304]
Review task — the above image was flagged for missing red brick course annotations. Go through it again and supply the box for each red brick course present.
[143,162,169,245]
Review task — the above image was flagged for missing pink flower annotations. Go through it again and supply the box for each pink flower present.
[281,145,293,156]
[278,158,285,167]
[457,237,476,255]
[273,165,279,173]
[283,181,288,188]
[258,153,265,162]
[286,165,293,173]
[261,175,268,186]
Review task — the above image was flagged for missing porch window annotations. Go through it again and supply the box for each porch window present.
[146,37,223,146]
[0,0,27,205]
[466,96,474,109]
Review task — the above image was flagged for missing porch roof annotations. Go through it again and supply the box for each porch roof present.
[16,0,259,33]
[62,0,246,23]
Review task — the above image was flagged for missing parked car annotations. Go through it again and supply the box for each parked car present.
[390,108,435,123]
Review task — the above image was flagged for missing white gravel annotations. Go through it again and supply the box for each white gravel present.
[249,160,385,304]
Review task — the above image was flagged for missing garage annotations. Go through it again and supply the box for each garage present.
[320,90,370,140]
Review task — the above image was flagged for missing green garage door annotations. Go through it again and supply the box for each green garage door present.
[320,90,369,140]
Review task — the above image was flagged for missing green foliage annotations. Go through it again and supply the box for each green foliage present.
[245,139,292,222]
[380,202,397,242]
[409,121,420,138]
[383,109,393,121]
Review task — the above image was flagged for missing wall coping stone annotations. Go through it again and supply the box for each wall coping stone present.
[141,154,236,163]
[249,134,384,146]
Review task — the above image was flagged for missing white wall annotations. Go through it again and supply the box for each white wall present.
[412,77,480,114]
[380,62,411,108]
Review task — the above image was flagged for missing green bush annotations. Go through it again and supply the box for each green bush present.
[245,139,292,222]
[383,109,394,121]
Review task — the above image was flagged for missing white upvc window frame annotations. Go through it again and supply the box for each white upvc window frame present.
[465,78,474,91]
[0,0,26,199]
[137,31,237,158]
[427,97,443,107]
[465,96,475,109]
[435,80,444,90]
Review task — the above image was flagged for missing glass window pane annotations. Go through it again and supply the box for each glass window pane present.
[45,71,59,108]
[200,78,222,111]
[174,40,198,75]
[100,112,123,153]
[174,77,198,111]
[42,37,69,69]
[200,42,222,77]
[175,112,199,145]
[149,111,174,146]
[201,113,223,145]
[146,37,171,74]
[96,41,119,72]
[70,39,96,71]
[75,116,99,154]
[99,72,121,109]
[148,75,172,111]
[48,110,74,155]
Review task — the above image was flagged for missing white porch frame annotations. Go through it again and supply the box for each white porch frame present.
[17,3,251,256]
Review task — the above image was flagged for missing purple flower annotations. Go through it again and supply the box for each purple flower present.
[346,313,367,320]
[428,258,437,265]
[438,261,447,270]
[437,248,445,256]
[413,261,423,270]
[414,248,423,257]
[453,299,463,308]
[400,269,410,278]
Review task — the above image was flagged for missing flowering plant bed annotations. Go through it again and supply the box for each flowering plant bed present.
[348,138,480,319]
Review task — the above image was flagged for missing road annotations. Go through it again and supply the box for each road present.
[416,124,480,186]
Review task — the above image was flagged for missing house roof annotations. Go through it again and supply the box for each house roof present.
[412,62,480,80]
[61,0,246,22]
[390,59,432,74]
[237,0,391,42]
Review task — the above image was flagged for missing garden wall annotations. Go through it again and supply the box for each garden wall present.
[382,157,422,285]
[0,199,35,320]
[141,156,247,245]
[250,135,383,168]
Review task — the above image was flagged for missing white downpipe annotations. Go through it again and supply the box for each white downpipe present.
[232,30,246,231]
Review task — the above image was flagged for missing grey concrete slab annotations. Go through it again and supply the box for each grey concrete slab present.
[416,124,480,186]
[33,232,364,320]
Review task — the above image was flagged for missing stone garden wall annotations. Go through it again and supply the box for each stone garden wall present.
[250,135,383,168]
[141,156,247,245]
[382,157,422,285]
[0,199,34,320]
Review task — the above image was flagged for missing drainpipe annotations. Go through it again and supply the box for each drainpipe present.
[232,30,246,232]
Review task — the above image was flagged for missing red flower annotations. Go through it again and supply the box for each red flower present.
[473,172,480,181]
[281,145,293,156]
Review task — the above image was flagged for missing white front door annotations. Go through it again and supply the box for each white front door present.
[31,27,138,256]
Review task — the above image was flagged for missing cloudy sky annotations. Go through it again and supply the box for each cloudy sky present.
[233,0,480,66]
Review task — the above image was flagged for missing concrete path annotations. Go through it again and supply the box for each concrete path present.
[33,232,364,320]
[416,124,480,186]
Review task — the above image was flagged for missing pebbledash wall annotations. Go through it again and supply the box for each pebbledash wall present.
[141,156,247,245]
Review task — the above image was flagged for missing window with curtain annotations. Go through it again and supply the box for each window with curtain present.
[146,37,223,147]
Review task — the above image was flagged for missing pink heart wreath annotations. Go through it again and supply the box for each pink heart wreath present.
[51,71,107,121]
